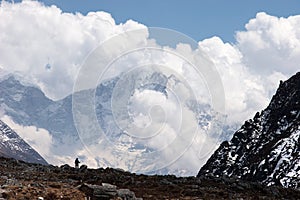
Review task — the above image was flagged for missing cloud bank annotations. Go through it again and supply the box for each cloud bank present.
[197,12,300,123]
[0,0,146,100]
[0,2,297,120]
[0,1,300,174]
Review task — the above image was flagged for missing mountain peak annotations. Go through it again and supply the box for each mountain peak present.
[0,119,47,165]
[197,71,300,189]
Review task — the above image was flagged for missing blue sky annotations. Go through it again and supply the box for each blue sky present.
[14,0,300,42]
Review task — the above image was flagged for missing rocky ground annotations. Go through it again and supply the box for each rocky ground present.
[0,157,299,200]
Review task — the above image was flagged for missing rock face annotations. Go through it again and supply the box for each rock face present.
[0,119,47,165]
[198,72,300,188]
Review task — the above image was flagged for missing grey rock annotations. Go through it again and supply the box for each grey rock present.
[60,164,72,170]
[79,164,88,172]
[117,189,136,199]
[78,183,140,200]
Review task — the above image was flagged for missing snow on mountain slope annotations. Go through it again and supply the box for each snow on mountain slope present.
[0,119,47,165]
[0,73,233,175]
[198,72,300,188]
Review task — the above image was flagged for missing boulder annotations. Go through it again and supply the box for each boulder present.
[78,183,141,200]
[60,164,73,171]
[78,183,117,199]
[117,189,136,199]
[79,164,88,172]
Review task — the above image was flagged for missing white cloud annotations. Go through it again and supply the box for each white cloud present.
[198,21,298,124]
[0,0,146,100]
[236,12,300,75]
[128,89,185,149]
[198,37,266,123]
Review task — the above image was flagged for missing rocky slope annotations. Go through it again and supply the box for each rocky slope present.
[0,157,299,200]
[198,72,300,188]
[0,119,47,165]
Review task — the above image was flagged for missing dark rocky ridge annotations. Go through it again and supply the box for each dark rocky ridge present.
[0,157,299,199]
[0,119,47,165]
[198,72,300,188]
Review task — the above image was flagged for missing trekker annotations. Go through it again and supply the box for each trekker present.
[75,158,80,168]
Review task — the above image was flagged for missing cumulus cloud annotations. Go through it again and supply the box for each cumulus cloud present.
[129,88,195,150]
[1,2,296,121]
[198,37,270,123]
[236,12,300,75]
[1,1,300,174]
[197,11,300,123]
[0,0,146,100]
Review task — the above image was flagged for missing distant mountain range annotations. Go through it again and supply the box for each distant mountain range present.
[198,72,300,189]
[0,72,234,175]
[0,119,47,165]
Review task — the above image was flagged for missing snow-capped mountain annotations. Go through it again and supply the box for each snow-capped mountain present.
[198,72,300,188]
[0,119,47,165]
[0,76,79,149]
[0,72,232,175]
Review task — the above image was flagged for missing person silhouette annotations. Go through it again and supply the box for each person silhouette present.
[75,158,80,168]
